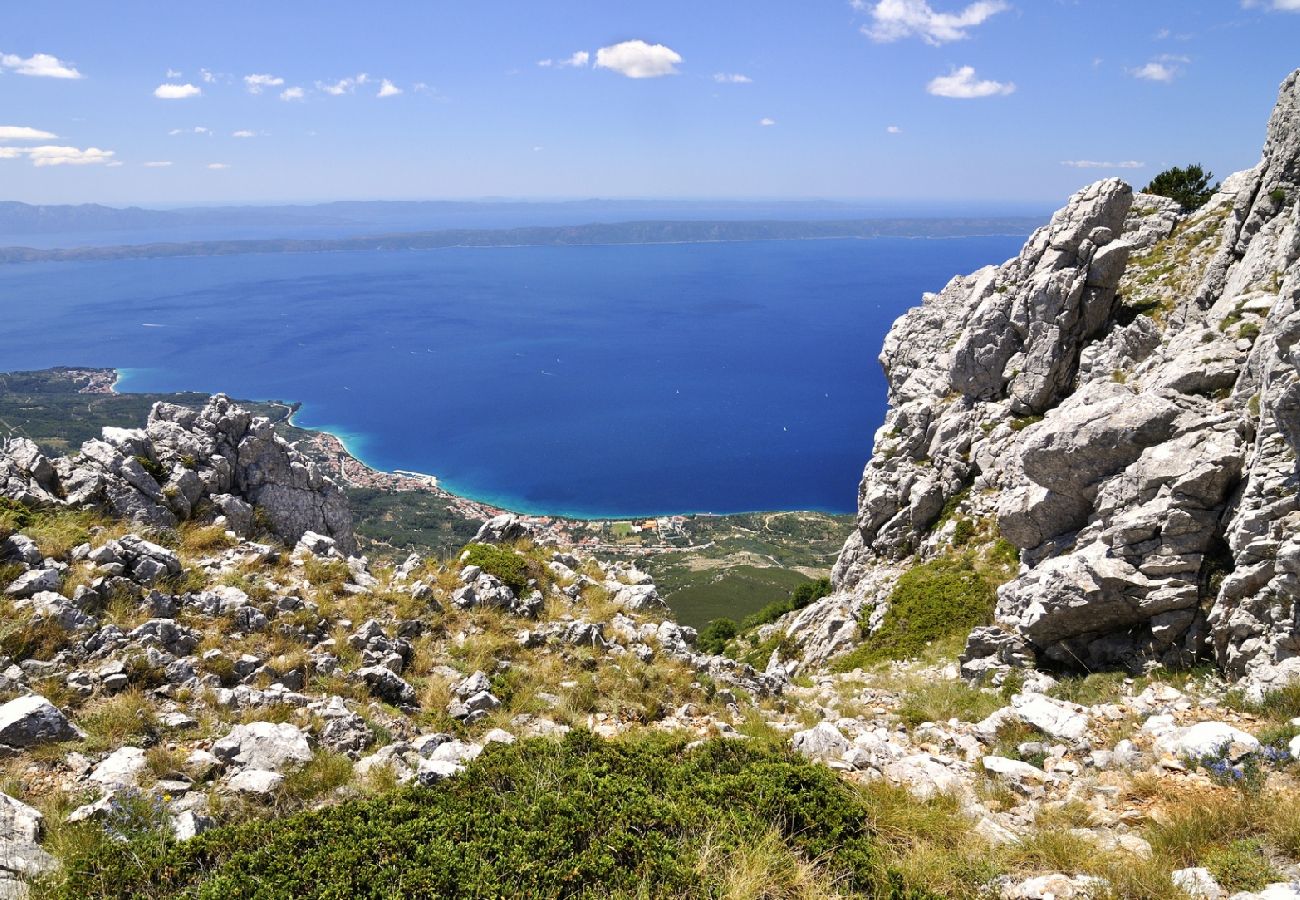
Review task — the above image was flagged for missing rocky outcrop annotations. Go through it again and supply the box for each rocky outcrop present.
[0,394,354,553]
[814,69,1300,692]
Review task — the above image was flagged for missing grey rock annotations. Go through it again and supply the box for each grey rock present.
[0,696,82,751]
[212,721,312,772]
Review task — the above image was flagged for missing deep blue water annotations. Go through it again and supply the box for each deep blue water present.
[0,237,1024,517]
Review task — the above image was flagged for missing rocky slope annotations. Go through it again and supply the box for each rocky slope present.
[786,69,1300,698]
[1,395,355,554]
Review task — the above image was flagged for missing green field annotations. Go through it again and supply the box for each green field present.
[659,563,815,630]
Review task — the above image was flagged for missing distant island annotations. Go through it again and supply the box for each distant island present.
[0,216,1042,264]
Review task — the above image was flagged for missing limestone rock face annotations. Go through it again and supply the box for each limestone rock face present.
[0,394,354,554]
[812,69,1300,691]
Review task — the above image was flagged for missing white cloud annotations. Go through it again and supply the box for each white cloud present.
[168,126,210,135]
[207,162,230,170]
[280,86,305,101]
[155,82,201,99]
[232,129,256,138]
[539,51,590,68]
[0,52,83,79]
[27,145,115,167]
[143,160,173,167]
[1242,0,1300,10]
[1130,56,1188,82]
[1061,160,1145,169]
[377,79,402,97]
[759,117,777,126]
[858,0,1009,45]
[317,74,370,95]
[166,68,183,79]
[0,126,58,141]
[200,68,218,84]
[926,65,1014,98]
[0,148,25,159]
[244,73,284,94]
[886,125,902,134]
[713,72,752,84]
[106,160,123,168]
[594,40,682,79]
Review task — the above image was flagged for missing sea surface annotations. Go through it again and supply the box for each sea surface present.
[0,236,1025,517]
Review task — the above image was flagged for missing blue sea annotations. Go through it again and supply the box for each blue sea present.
[0,237,1024,517]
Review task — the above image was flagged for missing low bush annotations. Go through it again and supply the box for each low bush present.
[39,730,930,899]
[833,556,997,670]
[460,542,537,595]
[696,617,738,655]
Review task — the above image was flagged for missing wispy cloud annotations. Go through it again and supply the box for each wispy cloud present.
[0,126,58,141]
[317,73,370,95]
[0,52,83,79]
[1130,54,1189,82]
[155,82,202,99]
[926,65,1014,98]
[280,86,305,101]
[1241,0,1300,11]
[377,79,402,97]
[595,40,682,79]
[759,117,777,126]
[27,145,115,167]
[166,68,183,79]
[168,126,210,135]
[886,125,902,134]
[713,72,752,84]
[232,129,256,138]
[1061,160,1145,169]
[143,160,173,167]
[538,51,590,68]
[207,162,230,170]
[244,73,284,94]
[856,0,1009,45]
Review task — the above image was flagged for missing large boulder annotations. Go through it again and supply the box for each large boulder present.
[0,696,81,752]
[212,721,312,772]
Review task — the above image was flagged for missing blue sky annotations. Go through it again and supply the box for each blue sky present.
[1,1,1297,206]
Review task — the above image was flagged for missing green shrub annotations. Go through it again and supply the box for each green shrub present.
[1143,164,1219,211]
[697,617,738,655]
[0,498,33,541]
[1203,839,1280,893]
[833,556,997,670]
[1009,414,1043,432]
[1269,187,1288,205]
[460,542,536,595]
[133,455,168,483]
[39,731,930,899]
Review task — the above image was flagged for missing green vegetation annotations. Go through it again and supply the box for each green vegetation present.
[1009,414,1043,432]
[460,542,538,595]
[1269,187,1288,206]
[663,564,816,632]
[1143,164,1219,211]
[702,577,833,662]
[345,486,487,557]
[39,731,930,900]
[833,547,1011,672]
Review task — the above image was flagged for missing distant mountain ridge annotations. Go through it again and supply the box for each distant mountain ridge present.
[0,216,1043,264]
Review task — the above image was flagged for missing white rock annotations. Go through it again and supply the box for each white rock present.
[225,768,284,795]
[790,722,850,760]
[1154,721,1259,759]
[1010,693,1091,744]
[1171,867,1222,899]
[88,747,148,788]
[212,721,312,772]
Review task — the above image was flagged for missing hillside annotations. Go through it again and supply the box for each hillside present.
[0,70,1297,900]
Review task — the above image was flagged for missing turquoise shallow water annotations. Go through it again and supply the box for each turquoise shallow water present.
[0,236,1025,517]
